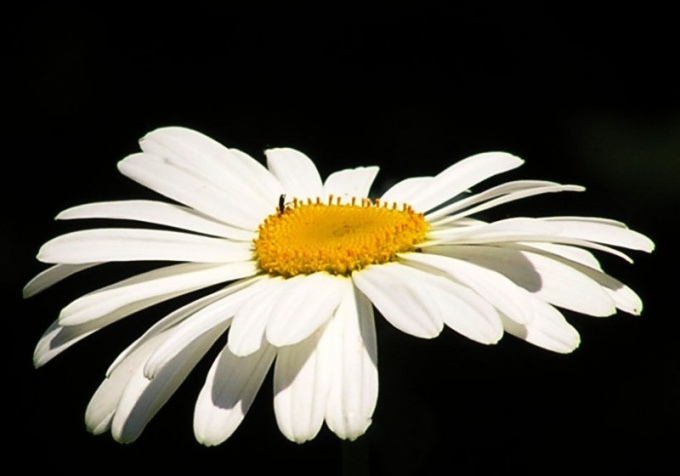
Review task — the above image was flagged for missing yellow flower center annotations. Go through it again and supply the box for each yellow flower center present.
[254,196,429,277]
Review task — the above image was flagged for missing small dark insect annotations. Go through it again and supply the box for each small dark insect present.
[278,194,286,215]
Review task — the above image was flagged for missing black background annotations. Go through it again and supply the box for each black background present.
[7,5,679,475]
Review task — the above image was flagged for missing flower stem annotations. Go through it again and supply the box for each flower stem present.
[342,438,370,476]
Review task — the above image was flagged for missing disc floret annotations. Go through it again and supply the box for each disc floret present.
[254,196,429,277]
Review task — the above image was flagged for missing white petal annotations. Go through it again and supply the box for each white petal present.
[323,166,380,200]
[60,261,258,326]
[406,152,524,213]
[519,247,644,315]
[228,276,286,356]
[107,281,257,376]
[111,324,225,443]
[23,263,99,298]
[428,183,584,224]
[520,243,602,270]
[38,228,253,264]
[502,298,581,353]
[35,278,241,368]
[118,152,268,230]
[380,176,433,205]
[427,218,635,262]
[273,325,333,443]
[227,148,285,203]
[351,263,444,339]
[44,296,190,366]
[425,180,560,221]
[265,148,323,199]
[194,343,276,446]
[140,127,281,207]
[401,251,534,325]
[437,245,616,317]
[575,270,644,316]
[33,319,99,368]
[543,217,655,252]
[265,273,345,348]
[605,282,644,315]
[427,217,554,241]
[406,264,503,344]
[516,250,617,317]
[325,281,378,440]
[86,333,166,435]
[57,200,256,241]
[143,277,266,379]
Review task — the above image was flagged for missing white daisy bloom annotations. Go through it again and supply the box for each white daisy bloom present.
[26,126,654,446]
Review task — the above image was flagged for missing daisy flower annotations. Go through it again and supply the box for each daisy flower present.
[26,127,654,446]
